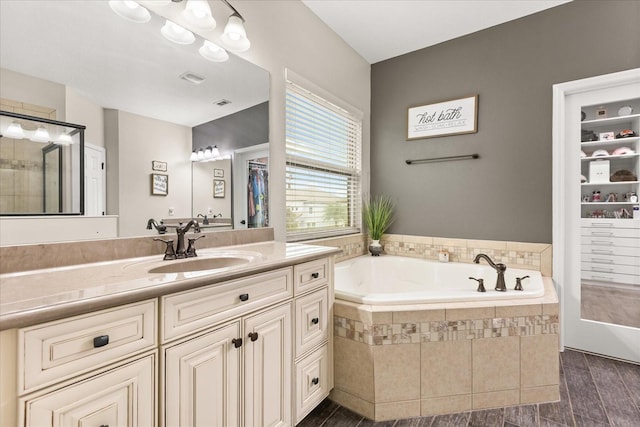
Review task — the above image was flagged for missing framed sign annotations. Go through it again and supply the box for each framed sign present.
[151,173,168,196]
[214,179,225,198]
[152,160,167,172]
[407,95,478,140]
[214,168,224,178]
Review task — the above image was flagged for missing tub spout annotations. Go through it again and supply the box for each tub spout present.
[473,253,507,292]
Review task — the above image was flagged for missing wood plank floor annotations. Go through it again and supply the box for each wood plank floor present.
[298,350,640,427]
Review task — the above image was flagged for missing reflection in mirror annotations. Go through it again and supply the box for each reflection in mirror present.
[191,159,233,229]
[0,0,269,240]
[0,110,85,215]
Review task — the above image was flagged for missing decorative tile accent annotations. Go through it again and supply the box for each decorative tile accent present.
[334,314,559,346]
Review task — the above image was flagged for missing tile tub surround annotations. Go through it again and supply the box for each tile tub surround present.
[330,278,560,421]
[0,227,274,274]
[307,233,552,276]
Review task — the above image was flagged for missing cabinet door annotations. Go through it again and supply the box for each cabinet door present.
[164,322,241,427]
[244,303,292,427]
[23,353,155,427]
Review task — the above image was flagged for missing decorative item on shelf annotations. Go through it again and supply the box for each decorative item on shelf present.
[596,106,607,119]
[612,146,635,155]
[606,193,618,203]
[592,191,602,202]
[581,129,597,142]
[618,105,633,116]
[592,149,609,157]
[581,111,586,121]
[614,207,632,219]
[582,194,590,203]
[589,160,610,183]
[363,195,395,256]
[581,174,588,183]
[616,129,637,139]
[599,132,615,141]
[634,205,640,219]
[610,169,638,182]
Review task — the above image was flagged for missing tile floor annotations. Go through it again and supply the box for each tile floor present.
[298,349,640,427]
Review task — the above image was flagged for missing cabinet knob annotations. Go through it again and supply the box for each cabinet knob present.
[311,272,320,279]
[232,338,243,348]
[311,377,319,385]
[248,332,259,342]
[239,293,249,302]
[311,317,319,325]
[93,335,109,348]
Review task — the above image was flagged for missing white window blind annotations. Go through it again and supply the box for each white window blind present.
[286,80,362,241]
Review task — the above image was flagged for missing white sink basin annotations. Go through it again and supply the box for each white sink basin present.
[144,250,261,274]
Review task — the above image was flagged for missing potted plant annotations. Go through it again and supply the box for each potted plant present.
[363,195,395,256]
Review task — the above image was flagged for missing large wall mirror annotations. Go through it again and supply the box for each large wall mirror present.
[0,0,269,239]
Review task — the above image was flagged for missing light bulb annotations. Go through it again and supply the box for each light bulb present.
[31,126,51,143]
[4,121,25,139]
[56,133,73,145]
[190,151,198,161]
[199,40,228,62]
[197,149,204,161]
[210,146,221,158]
[161,20,195,45]
[108,0,151,23]
[204,146,213,159]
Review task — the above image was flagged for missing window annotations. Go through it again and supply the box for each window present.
[285,79,362,241]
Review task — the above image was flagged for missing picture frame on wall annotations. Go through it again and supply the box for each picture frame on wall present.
[151,173,168,196]
[214,168,224,178]
[152,160,167,172]
[214,179,225,198]
[407,95,478,140]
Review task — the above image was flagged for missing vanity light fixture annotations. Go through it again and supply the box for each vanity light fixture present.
[220,11,250,52]
[161,19,195,44]
[191,146,222,162]
[55,133,74,145]
[4,121,25,139]
[199,40,229,62]
[108,0,151,24]
[183,0,216,31]
[31,126,51,143]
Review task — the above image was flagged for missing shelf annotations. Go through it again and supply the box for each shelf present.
[581,153,639,161]
[581,113,640,127]
[582,181,639,187]
[581,136,639,148]
[581,202,638,206]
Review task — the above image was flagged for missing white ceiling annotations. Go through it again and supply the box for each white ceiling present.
[302,0,572,64]
[0,1,269,127]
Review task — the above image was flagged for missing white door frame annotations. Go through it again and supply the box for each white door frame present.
[552,68,640,362]
[84,143,106,216]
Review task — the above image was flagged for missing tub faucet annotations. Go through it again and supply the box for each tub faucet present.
[473,253,507,292]
[175,220,200,259]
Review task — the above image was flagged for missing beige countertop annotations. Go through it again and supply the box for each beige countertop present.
[0,241,341,330]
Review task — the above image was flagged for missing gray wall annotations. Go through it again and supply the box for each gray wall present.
[371,0,640,243]
[192,102,269,155]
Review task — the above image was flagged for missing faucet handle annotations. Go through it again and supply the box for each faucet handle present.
[469,277,486,292]
[154,238,176,260]
[514,275,530,291]
[186,235,205,257]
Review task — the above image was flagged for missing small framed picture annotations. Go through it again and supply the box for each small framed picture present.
[595,107,607,119]
[214,179,225,198]
[152,160,167,172]
[599,131,615,141]
[214,168,224,178]
[151,173,168,196]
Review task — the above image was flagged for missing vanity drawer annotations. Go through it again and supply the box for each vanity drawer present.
[295,287,329,358]
[295,345,330,424]
[19,299,157,394]
[581,270,640,285]
[581,253,640,267]
[581,219,640,229]
[294,258,329,295]
[162,268,292,342]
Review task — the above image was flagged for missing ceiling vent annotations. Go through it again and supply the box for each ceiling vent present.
[179,71,205,85]
[213,99,231,107]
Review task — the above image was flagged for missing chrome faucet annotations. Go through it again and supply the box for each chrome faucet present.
[473,253,507,292]
[146,218,167,234]
[175,220,201,259]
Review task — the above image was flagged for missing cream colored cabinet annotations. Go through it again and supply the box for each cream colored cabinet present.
[244,303,292,427]
[164,322,242,427]
[22,353,156,427]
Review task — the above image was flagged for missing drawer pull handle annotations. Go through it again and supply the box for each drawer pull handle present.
[592,267,614,273]
[311,272,320,279]
[591,240,613,246]
[311,377,319,385]
[591,258,614,264]
[93,335,109,348]
[248,332,259,342]
[592,249,613,255]
[239,294,249,302]
[591,232,613,237]
[591,223,613,228]
[232,338,243,348]
[311,317,320,325]
[591,275,613,281]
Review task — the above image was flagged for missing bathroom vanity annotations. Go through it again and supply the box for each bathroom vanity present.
[0,241,339,427]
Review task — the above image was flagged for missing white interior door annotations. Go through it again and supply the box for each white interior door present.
[553,69,640,363]
[84,143,105,216]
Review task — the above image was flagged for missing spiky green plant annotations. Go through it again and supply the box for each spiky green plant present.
[363,195,395,241]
